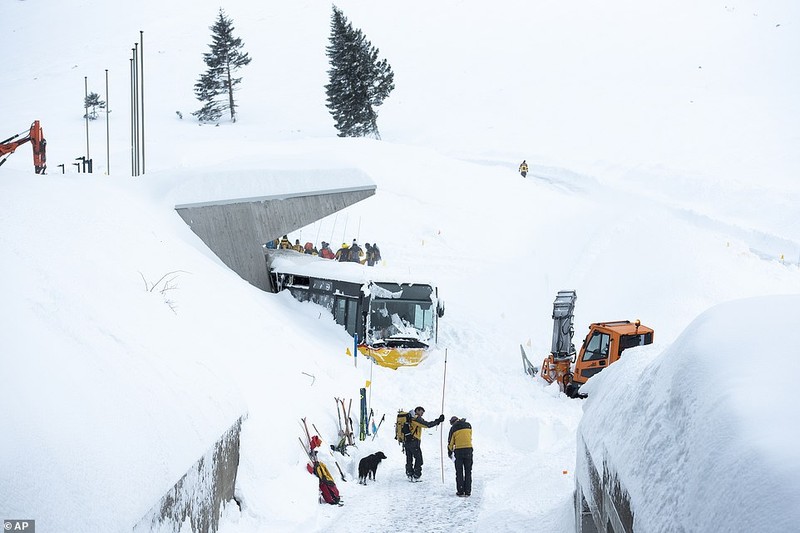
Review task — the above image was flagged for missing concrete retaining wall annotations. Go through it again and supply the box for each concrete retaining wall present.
[133,416,244,533]
[176,186,375,290]
[574,434,634,533]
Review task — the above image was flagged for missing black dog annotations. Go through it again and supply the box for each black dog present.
[358,451,387,484]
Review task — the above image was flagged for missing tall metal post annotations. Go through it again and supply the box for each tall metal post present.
[84,76,90,161]
[105,69,110,175]
[133,44,139,176]
[139,31,145,174]
[130,57,135,176]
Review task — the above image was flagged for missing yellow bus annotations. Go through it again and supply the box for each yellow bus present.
[265,249,444,369]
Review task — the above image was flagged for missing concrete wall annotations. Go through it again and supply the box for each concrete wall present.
[575,434,635,533]
[175,186,375,291]
[133,416,244,533]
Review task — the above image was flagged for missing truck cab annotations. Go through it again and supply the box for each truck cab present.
[572,320,654,388]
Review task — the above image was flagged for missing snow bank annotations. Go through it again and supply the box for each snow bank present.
[0,171,248,531]
[580,295,800,532]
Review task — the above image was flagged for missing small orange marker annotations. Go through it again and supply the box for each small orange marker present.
[562,470,568,475]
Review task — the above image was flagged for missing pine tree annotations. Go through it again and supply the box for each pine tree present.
[193,9,251,123]
[325,6,395,138]
[83,92,106,120]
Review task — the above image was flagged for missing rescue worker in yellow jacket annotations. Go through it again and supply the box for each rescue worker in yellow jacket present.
[519,160,529,178]
[334,243,350,262]
[447,415,474,496]
[404,406,445,481]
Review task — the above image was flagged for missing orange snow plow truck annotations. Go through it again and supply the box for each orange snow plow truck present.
[540,290,653,398]
[0,120,47,174]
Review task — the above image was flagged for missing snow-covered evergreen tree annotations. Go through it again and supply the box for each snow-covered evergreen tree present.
[192,9,251,123]
[325,6,395,138]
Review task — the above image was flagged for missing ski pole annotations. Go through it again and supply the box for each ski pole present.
[329,213,338,244]
[440,348,448,484]
[371,414,385,441]
[335,397,343,433]
[298,437,313,461]
[334,461,347,482]
[301,418,313,450]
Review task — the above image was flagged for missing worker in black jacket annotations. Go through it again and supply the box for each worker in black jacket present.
[447,416,474,496]
[404,406,444,481]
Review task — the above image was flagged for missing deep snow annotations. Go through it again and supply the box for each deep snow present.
[1,1,799,532]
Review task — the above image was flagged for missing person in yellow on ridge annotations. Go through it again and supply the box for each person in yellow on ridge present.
[519,160,528,178]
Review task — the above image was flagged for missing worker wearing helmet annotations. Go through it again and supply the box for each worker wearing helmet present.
[334,242,350,262]
[404,406,444,481]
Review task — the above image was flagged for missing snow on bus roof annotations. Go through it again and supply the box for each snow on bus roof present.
[265,249,436,288]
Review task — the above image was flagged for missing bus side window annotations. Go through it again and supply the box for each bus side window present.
[346,300,358,336]
[334,297,358,337]
[334,298,347,327]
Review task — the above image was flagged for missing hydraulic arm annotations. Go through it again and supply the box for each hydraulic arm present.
[0,120,47,174]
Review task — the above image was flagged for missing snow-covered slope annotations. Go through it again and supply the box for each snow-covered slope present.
[580,295,800,533]
[1,1,799,532]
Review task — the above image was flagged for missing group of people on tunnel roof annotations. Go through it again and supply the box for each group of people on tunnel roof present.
[333,239,382,266]
[266,236,382,266]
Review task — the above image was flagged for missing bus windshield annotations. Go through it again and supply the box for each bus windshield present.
[368,299,434,345]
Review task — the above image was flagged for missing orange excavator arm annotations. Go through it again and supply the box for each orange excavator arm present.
[0,120,47,174]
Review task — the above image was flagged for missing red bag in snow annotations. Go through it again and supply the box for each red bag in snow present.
[313,461,341,505]
[319,480,341,505]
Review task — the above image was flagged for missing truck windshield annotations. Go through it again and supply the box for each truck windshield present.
[582,332,610,361]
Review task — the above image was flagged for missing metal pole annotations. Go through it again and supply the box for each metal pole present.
[329,213,338,245]
[105,69,110,175]
[133,44,139,176]
[84,76,90,161]
[130,57,135,176]
[139,31,145,174]
[368,358,373,413]
[440,348,448,484]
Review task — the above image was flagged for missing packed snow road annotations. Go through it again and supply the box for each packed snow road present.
[321,447,483,533]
